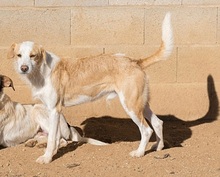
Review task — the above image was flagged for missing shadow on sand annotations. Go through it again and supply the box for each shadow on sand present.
[80,75,219,148]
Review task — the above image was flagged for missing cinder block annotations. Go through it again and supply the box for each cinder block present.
[35,0,108,6]
[109,0,181,5]
[177,46,220,83]
[105,45,177,83]
[0,9,71,46]
[0,0,34,6]
[45,46,104,59]
[71,8,145,45]
[145,7,217,45]
[182,0,220,5]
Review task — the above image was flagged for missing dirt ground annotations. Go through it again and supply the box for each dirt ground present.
[0,112,219,177]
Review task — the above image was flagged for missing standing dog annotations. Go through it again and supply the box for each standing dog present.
[0,75,106,148]
[8,12,173,163]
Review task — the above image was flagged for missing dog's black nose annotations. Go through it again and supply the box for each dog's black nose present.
[20,65,29,73]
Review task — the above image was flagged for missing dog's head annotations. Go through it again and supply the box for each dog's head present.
[7,41,46,74]
[0,75,15,92]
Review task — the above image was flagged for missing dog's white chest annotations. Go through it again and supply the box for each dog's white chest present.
[32,82,57,109]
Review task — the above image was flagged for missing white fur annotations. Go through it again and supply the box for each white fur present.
[64,95,92,106]
[162,12,173,58]
[64,91,117,106]
[106,92,117,101]
[16,42,35,74]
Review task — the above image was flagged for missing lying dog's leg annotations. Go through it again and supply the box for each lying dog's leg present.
[25,131,68,149]
[144,105,164,151]
[25,138,38,147]
[24,131,47,148]
[36,137,67,149]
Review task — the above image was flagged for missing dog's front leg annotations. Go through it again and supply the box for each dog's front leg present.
[36,108,61,164]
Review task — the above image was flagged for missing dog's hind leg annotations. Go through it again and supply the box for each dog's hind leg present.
[144,105,164,151]
[129,114,153,157]
[117,74,153,157]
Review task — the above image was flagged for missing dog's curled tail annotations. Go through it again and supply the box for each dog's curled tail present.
[137,12,173,69]
[69,127,108,146]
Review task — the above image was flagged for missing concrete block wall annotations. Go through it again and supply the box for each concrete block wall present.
[0,0,219,121]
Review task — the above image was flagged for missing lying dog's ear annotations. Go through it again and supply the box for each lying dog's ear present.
[7,43,17,59]
[2,76,15,91]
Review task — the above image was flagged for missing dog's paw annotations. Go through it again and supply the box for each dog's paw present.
[151,142,164,151]
[25,139,37,147]
[59,139,68,148]
[36,142,47,148]
[129,150,145,158]
[36,155,52,164]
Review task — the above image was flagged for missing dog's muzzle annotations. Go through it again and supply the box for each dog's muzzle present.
[20,65,29,73]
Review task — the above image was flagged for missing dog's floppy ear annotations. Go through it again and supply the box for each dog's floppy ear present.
[33,44,46,62]
[40,46,50,66]
[40,46,46,61]
[35,44,46,62]
[2,75,15,91]
[7,43,17,59]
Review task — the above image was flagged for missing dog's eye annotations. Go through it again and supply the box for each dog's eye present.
[17,54,22,57]
[30,54,36,58]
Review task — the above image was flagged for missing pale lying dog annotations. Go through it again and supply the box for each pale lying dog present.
[0,75,106,148]
[8,12,173,163]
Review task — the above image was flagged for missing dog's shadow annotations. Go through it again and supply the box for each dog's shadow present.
[80,75,219,147]
[51,75,219,161]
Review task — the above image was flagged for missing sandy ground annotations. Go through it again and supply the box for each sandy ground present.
[0,113,219,177]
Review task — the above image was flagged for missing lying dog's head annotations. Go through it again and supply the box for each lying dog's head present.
[7,41,46,74]
[0,75,15,92]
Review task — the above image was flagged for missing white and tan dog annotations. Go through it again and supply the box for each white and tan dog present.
[8,12,173,163]
[0,75,106,148]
